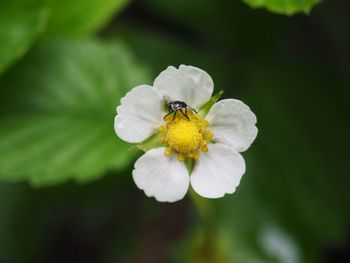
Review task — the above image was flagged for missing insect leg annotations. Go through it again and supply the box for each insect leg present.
[172,110,177,121]
[188,106,198,113]
[179,109,190,120]
[163,110,174,120]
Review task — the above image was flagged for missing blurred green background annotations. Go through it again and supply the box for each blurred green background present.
[0,0,349,262]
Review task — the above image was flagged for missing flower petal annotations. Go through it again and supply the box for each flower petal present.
[115,85,164,143]
[190,144,245,198]
[206,99,258,152]
[154,65,214,108]
[133,147,190,202]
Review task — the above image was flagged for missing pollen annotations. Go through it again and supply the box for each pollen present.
[160,109,213,161]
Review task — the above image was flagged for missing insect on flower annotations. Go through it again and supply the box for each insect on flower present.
[114,65,258,202]
[164,101,198,121]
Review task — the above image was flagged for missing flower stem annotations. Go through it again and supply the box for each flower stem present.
[189,187,214,224]
[189,183,220,262]
[185,159,215,224]
[185,160,225,262]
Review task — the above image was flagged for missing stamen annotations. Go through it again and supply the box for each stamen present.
[158,125,165,132]
[165,147,172,156]
[194,152,200,160]
[201,145,208,152]
[206,131,213,140]
[177,153,185,162]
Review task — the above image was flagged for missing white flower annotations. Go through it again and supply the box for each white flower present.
[114,65,258,202]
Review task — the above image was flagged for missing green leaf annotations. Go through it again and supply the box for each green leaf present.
[198,90,223,117]
[136,133,164,152]
[45,0,129,37]
[0,0,49,73]
[242,0,321,15]
[0,39,150,186]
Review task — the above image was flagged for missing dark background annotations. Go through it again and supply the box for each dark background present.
[0,0,349,262]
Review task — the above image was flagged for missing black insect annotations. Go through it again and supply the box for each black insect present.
[164,101,198,121]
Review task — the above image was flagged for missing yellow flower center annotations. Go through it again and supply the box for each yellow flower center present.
[158,110,213,161]
[167,118,202,153]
